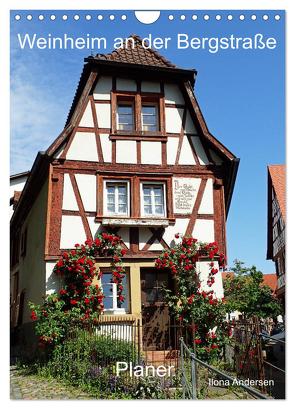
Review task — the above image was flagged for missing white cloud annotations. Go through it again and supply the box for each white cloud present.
[10,53,75,174]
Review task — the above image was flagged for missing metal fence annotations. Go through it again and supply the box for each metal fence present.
[53,318,284,399]
[180,338,269,400]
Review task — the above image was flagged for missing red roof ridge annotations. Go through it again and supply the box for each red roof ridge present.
[93,34,177,68]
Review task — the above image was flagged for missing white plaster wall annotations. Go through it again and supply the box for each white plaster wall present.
[66,132,98,162]
[166,137,179,165]
[87,217,103,238]
[93,76,112,100]
[193,220,215,243]
[191,136,209,165]
[60,215,85,248]
[141,81,161,93]
[165,107,183,133]
[117,78,137,91]
[209,149,223,165]
[62,173,78,211]
[46,261,63,295]
[139,229,163,251]
[185,111,198,134]
[141,141,162,164]
[178,135,196,165]
[117,227,130,249]
[100,134,112,162]
[197,261,224,299]
[116,140,137,164]
[79,101,94,127]
[163,218,190,247]
[164,83,184,104]
[198,179,214,214]
[95,103,111,128]
[75,174,96,212]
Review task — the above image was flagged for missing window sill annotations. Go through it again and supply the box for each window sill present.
[110,133,167,142]
[97,216,175,227]
[103,308,126,315]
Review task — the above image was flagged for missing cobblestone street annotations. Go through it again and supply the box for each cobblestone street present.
[10,366,94,400]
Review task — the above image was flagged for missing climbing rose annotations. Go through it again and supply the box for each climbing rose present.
[31,310,37,321]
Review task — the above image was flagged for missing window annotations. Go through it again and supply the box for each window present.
[141,104,158,132]
[104,181,129,216]
[114,93,162,134]
[117,104,134,131]
[101,272,129,312]
[141,183,165,217]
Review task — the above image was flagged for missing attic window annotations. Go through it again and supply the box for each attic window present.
[117,103,134,131]
[113,92,163,136]
[141,104,158,132]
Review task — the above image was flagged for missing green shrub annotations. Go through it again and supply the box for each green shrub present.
[38,329,137,390]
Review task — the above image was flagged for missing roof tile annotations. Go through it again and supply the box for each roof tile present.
[268,165,286,221]
[94,34,176,68]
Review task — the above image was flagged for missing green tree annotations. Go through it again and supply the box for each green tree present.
[223,260,282,319]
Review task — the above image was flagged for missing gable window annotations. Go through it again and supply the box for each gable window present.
[117,103,134,131]
[141,183,166,217]
[101,270,129,313]
[104,181,129,216]
[113,92,163,135]
[141,104,158,132]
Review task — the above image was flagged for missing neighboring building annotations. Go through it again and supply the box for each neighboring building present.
[10,35,239,347]
[10,171,30,218]
[267,165,286,308]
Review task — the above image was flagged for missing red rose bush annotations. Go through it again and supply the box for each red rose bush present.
[29,233,126,348]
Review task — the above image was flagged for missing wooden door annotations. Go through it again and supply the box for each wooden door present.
[140,268,174,350]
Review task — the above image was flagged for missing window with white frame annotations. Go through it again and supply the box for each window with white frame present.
[141,104,158,132]
[104,181,129,216]
[141,183,166,217]
[101,272,129,312]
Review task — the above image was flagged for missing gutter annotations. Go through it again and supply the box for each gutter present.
[225,157,240,218]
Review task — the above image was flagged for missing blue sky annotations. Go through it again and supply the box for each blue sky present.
[10,10,285,274]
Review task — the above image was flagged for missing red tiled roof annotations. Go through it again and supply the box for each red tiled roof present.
[222,272,278,293]
[268,165,286,221]
[93,34,176,68]
[262,274,278,292]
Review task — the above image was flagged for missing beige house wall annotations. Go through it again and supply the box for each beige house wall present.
[12,179,48,324]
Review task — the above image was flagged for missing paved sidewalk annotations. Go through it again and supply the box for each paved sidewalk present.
[10,366,94,400]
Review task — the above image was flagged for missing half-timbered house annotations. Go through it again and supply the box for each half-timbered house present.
[267,165,286,309]
[10,35,239,347]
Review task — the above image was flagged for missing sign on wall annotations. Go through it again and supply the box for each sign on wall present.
[173,178,201,214]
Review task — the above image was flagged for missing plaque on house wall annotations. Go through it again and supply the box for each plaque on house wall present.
[173,178,201,214]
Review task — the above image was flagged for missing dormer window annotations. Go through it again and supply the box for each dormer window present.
[141,104,158,132]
